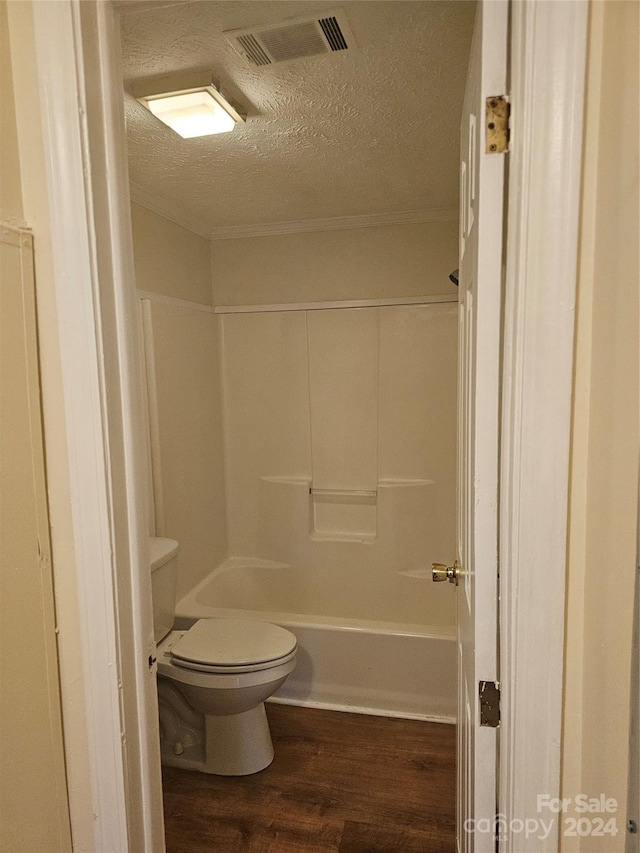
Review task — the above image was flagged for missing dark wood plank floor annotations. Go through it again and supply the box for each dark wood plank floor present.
[162,703,456,853]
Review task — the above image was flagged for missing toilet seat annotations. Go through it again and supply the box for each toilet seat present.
[168,618,297,674]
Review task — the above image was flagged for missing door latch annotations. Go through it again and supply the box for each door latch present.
[432,560,460,585]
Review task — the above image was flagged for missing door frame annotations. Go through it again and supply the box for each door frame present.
[8,1,164,850]
[16,0,588,849]
[499,3,588,848]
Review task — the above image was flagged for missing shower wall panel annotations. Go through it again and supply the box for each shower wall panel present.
[220,303,457,627]
[221,311,312,556]
[378,304,458,568]
[307,308,378,492]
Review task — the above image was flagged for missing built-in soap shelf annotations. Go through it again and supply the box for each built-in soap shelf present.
[378,478,435,488]
[309,488,377,498]
[259,476,435,546]
[309,485,377,543]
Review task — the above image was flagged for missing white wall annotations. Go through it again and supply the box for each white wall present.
[141,300,227,599]
[1,1,72,848]
[562,1,639,848]
[131,203,228,600]
[0,233,72,853]
[211,219,459,306]
[132,202,213,305]
[0,0,22,226]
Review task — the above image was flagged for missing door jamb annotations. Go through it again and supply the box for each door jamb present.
[15,1,165,849]
[499,2,588,849]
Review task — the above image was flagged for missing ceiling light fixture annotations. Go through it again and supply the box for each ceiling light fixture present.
[132,71,246,138]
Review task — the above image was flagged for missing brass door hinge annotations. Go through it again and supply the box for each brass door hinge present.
[479,680,501,727]
[486,96,510,153]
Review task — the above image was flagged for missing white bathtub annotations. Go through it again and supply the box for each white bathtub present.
[176,558,456,722]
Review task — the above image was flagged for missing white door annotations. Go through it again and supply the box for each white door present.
[456,2,508,851]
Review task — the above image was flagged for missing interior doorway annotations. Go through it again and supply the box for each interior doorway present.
[8,0,592,849]
[121,2,470,847]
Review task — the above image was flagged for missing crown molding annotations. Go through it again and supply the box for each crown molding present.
[114,1,191,16]
[128,184,458,241]
[129,183,211,238]
[208,207,459,240]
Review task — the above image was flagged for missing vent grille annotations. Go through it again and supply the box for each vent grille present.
[237,34,271,67]
[261,22,327,62]
[319,17,348,52]
[224,11,354,68]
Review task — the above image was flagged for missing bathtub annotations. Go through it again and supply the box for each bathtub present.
[175,558,456,722]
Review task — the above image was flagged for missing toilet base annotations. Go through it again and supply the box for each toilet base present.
[160,700,275,776]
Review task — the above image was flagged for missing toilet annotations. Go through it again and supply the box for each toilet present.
[150,537,297,776]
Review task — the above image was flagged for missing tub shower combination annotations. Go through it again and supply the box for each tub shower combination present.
[142,295,459,725]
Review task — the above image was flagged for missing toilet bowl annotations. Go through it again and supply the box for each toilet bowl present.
[150,538,297,775]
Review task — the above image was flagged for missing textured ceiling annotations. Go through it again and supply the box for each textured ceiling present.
[119,1,475,231]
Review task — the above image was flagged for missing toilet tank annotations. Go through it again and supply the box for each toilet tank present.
[150,537,179,644]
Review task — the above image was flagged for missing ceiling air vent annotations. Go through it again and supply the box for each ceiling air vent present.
[224,11,355,67]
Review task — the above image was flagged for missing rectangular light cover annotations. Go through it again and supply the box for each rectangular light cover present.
[146,90,237,138]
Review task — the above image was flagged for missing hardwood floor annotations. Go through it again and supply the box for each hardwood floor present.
[162,703,456,852]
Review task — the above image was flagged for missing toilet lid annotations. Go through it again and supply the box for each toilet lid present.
[170,618,297,668]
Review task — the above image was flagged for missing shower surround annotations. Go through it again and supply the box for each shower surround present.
[145,298,458,720]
